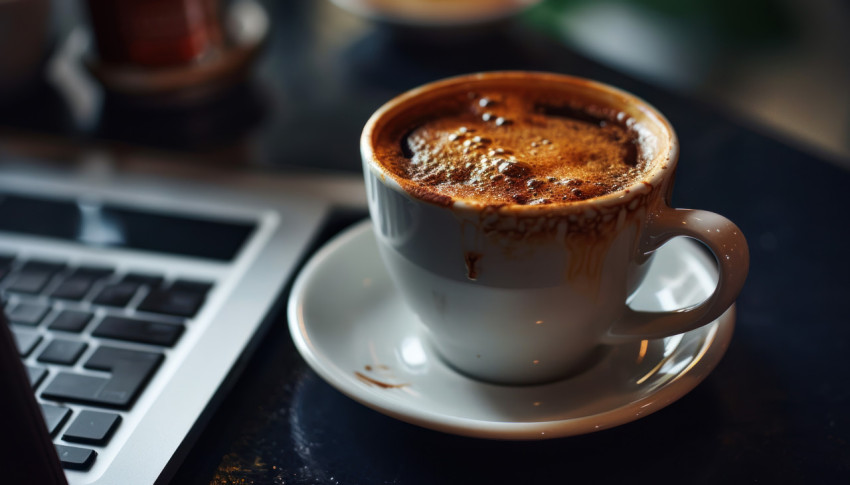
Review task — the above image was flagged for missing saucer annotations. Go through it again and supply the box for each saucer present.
[288,220,735,440]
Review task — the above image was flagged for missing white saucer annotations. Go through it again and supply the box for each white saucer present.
[288,220,735,440]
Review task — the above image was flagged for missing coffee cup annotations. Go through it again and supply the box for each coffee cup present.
[361,72,748,385]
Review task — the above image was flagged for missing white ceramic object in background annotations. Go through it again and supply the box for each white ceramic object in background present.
[287,221,735,440]
[360,72,748,385]
[330,0,542,28]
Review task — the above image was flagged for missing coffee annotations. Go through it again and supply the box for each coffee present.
[373,86,654,206]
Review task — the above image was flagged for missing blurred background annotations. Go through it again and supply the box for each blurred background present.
[1,0,848,167]
[525,0,850,164]
[2,3,848,482]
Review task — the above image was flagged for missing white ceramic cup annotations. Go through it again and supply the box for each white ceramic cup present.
[361,72,749,385]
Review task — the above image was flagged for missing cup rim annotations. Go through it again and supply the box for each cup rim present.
[361,71,679,214]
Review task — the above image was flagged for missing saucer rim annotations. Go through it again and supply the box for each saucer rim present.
[288,220,735,440]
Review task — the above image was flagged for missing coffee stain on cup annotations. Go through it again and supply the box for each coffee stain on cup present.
[563,231,613,297]
[560,199,647,298]
[464,251,482,280]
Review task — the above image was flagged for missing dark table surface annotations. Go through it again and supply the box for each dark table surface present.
[2,1,849,484]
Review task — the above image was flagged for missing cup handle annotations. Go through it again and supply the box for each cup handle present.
[602,207,749,343]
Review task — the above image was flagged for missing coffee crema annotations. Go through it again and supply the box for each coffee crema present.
[373,87,654,206]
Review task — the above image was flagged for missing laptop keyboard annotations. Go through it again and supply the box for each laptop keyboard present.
[2,253,213,471]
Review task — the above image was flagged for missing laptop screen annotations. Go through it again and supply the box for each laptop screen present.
[0,193,256,262]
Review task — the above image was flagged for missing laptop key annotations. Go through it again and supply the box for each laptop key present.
[122,272,165,288]
[63,410,122,445]
[92,281,140,307]
[6,260,65,294]
[171,279,214,293]
[26,365,48,388]
[42,346,164,409]
[7,301,50,325]
[0,253,15,268]
[40,403,72,436]
[0,255,14,281]
[5,271,54,294]
[55,445,96,471]
[10,328,42,356]
[48,309,94,332]
[38,339,88,365]
[21,260,66,274]
[71,265,115,279]
[93,315,184,347]
[50,276,96,300]
[137,279,212,318]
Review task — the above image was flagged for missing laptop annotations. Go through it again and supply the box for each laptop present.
[0,156,366,484]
